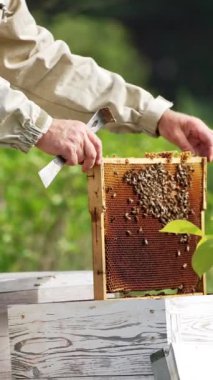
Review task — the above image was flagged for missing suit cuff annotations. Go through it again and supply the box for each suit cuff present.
[19,109,52,152]
[139,95,173,136]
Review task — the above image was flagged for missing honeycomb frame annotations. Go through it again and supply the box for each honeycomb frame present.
[87,156,207,300]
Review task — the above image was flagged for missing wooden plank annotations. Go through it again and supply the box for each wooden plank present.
[8,298,166,379]
[0,271,93,292]
[166,294,213,343]
[23,377,153,380]
[0,271,93,380]
[0,372,11,380]
[0,271,93,304]
[87,166,106,300]
[0,306,11,380]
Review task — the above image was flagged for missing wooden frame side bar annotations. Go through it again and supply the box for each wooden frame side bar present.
[87,165,106,300]
[201,157,207,294]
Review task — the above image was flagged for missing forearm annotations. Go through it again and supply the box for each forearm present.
[0,0,173,136]
[0,76,52,152]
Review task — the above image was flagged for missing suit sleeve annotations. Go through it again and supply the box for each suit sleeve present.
[0,0,173,152]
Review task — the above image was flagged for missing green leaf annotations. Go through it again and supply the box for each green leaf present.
[192,237,213,277]
[197,234,213,248]
[159,220,203,236]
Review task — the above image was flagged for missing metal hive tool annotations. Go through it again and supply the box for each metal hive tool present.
[87,154,207,300]
[38,107,115,188]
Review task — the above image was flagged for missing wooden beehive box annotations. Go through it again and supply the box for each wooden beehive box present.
[87,154,207,300]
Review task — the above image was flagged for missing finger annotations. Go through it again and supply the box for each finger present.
[76,149,84,165]
[173,129,195,153]
[202,142,213,162]
[209,146,213,162]
[65,147,78,166]
[188,125,213,160]
[82,136,97,172]
[87,130,102,165]
[200,129,213,161]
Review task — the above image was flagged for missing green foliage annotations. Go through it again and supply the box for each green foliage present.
[160,220,203,236]
[161,218,213,277]
[192,237,213,277]
[28,0,213,108]
[0,149,92,271]
[177,89,213,126]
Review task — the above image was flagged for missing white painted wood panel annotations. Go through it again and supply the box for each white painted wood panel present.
[172,343,213,380]
[166,295,213,344]
[8,299,166,379]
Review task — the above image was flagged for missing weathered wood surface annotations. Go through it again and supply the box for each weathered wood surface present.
[21,378,154,380]
[0,271,93,380]
[2,271,213,380]
[9,378,153,380]
[8,299,166,379]
[0,271,93,304]
[0,306,11,380]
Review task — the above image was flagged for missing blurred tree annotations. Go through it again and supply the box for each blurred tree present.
[47,14,149,86]
[28,0,213,112]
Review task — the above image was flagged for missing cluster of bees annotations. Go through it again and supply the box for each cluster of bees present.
[123,163,194,226]
[122,163,195,275]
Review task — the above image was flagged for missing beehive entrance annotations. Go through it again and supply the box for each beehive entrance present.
[87,156,206,300]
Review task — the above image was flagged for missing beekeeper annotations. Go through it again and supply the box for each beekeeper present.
[0,0,212,172]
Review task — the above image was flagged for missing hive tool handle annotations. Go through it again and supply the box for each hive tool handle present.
[38,107,115,188]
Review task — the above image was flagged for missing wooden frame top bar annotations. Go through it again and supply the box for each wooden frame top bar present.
[103,156,205,164]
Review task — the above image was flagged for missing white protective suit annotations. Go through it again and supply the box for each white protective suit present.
[0,0,173,152]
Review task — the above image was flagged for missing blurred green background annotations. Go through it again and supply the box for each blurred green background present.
[1,0,213,291]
